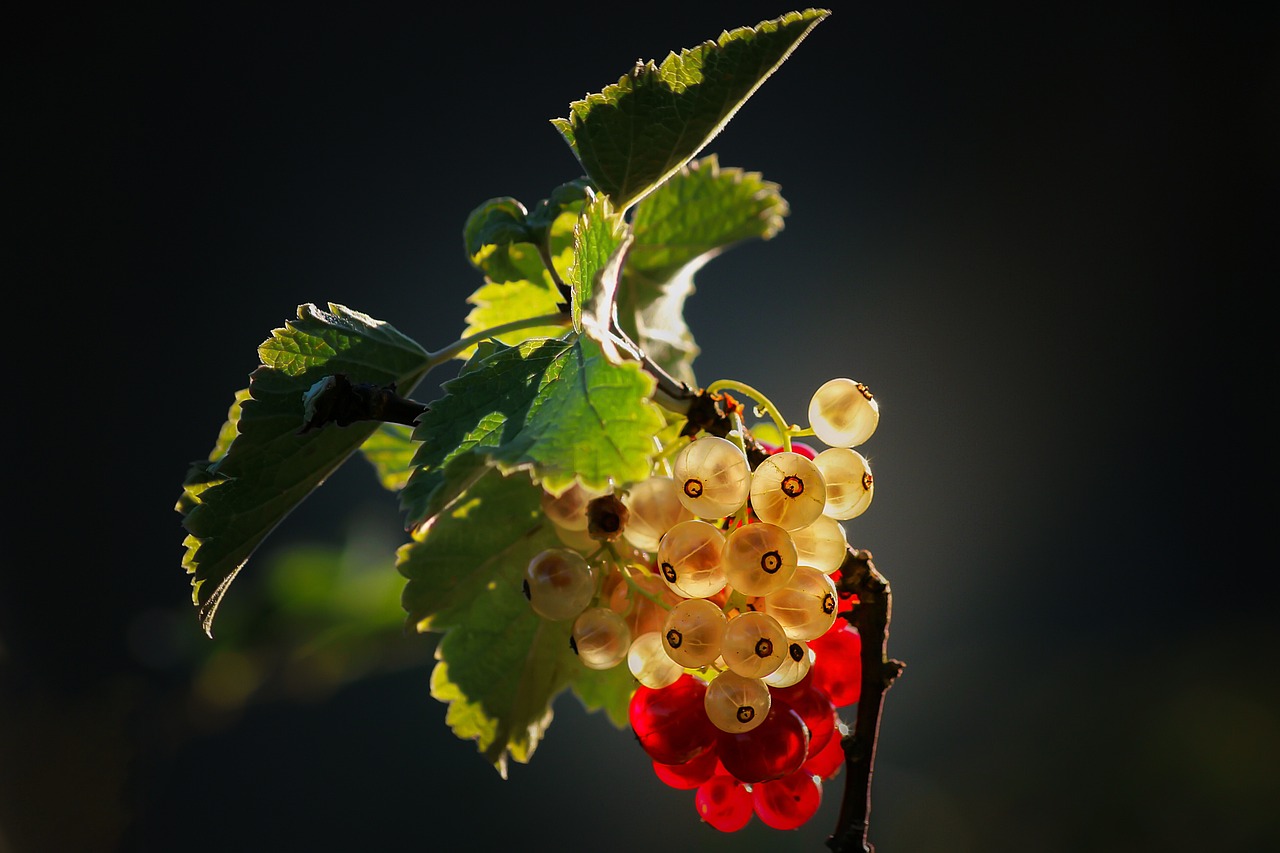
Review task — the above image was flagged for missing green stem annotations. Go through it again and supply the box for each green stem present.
[426,312,571,365]
[620,564,671,609]
[706,379,794,452]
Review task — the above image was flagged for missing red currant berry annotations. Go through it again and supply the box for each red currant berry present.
[695,774,754,832]
[716,703,810,783]
[629,674,718,765]
[809,620,862,707]
[771,673,837,757]
[651,747,719,790]
[790,441,818,460]
[802,727,845,779]
[751,770,823,830]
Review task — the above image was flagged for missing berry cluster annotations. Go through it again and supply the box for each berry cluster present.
[521,377,879,832]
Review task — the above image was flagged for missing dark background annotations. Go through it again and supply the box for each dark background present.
[6,2,1276,852]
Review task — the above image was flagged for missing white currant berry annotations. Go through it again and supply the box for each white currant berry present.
[627,631,685,688]
[749,451,827,531]
[762,639,815,688]
[704,670,771,734]
[523,548,596,621]
[540,481,606,531]
[551,519,598,554]
[571,607,631,670]
[656,519,727,599]
[814,447,874,520]
[789,514,849,572]
[722,522,798,597]
[762,565,839,641]
[661,597,727,668]
[808,377,879,448]
[721,610,789,679]
[621,476,695,552]
[671,436,752,519]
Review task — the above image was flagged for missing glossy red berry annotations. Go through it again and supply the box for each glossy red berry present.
[695,774,754,832]
[751,770,823,830]
[771,673,838,757]
[629,674,718,765]
[802,727,845,779]
[716,703,810,783]
[808,620,862,707]
[651,747,720,790]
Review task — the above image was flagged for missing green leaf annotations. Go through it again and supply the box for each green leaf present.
[399,336,664,529]
[565,193,631,348]
[463,197,535,283]
[551,9,829,210]
[359,423,419,491]
[398,468,583,776]
[571,659,637,729]
[178,303,432,635]
[455,185,590,361]
[456,276,568,361]
[617,154,789,383]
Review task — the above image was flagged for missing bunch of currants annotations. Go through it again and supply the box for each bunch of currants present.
[521,378,880,831]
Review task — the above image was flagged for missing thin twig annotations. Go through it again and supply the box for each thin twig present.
[827,547,904,853]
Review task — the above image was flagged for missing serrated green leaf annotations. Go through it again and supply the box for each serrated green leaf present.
[463,197,534,283]
[526,178,594,236]
[400,339,566,529]
[399,336,663,528]
[456,277,568,361]
[565,193,630,345]
[485,336,664,496]
[178,303,432,635]
[617,154,789,383]
[455,186,589,361]
[359,423,418,491]
[551,9,829,210]
[398,468,584,776]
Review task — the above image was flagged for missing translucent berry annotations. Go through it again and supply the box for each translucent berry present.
[813,447,874,520]
[661,597,727,668]
[629,674,718,765]
[539,481,606,531]
[772,674,838,757]
[722,522,798,597]
[808,377,879,448]
[627,631,684,689]
[613,571,681,637]
[716,703,810,784]
[803,728,846,779]
[749,451,827,531]
[672,436,752,519]
[656,519,727,599]
[695,774,754,832]
[789,515,849,573]
[762,639,814,688]
[751,770,823,830]
[551,520,598,554]
[704,670,772,734]
[652,747,719,790]
[762,566,839,641]
[523,548,595,621]
[720,611,789,679]
[570,607,631,670]
[808,621,863,707]
[622,476,695,552]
